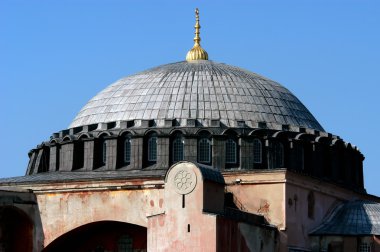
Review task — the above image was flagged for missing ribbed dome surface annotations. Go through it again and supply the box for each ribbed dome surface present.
[310,201,380,236]
[70,60,324,131]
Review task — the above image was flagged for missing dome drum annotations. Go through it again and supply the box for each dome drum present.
[26,121,365,193]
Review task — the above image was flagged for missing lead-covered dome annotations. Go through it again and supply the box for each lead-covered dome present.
[70,60,324,131]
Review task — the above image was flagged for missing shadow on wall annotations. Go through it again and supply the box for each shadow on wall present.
[0,190,44,252]
[43,221,147,252]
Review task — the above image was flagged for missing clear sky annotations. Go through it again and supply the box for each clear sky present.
[1,1,379,196]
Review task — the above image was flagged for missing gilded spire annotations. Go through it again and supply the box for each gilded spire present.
[186,8,208,61]
[194,8,201,46]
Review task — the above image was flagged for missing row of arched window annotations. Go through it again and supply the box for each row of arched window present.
[30,130,365,191]
[40,133,276,172]
[94,133,270,169]
[33,131,294,174]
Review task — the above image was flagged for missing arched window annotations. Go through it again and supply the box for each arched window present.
[148,133,157,162]
[198,138,211,164]
[273,142,284,168]
[55,145,60,171]
[253,138,262,163]
[73,140,85,170]
[124,137,131,164]
[102,140,107,165]
[95,135,107,169]
[172,135,184,163]
[358,243,371,252]
[38,146,50,173]
[225,138,237,164]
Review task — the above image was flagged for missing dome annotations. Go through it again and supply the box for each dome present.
[310,200,380,236]
[70,60,324,132]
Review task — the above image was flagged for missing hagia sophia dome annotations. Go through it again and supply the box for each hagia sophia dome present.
[70,60,324,132]
[70,8,323,133]
[16,8,364,196]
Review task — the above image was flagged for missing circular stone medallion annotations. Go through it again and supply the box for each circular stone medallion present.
[173,169,197,195]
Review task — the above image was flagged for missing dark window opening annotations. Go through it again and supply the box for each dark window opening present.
[144,132,158,167]
[225,138,237,164]
[55,145,60,171]
[124,137,131,164]
[94,137,107,169]
[73,140,85,170]
[253,138,262,164]
[148,135,157,162]
[358,243,371,252]
[117,234,133,252]
[117,134,132,168]
[38,146,50,173]
[198,132,212,165]
[198,138,211,163]
[172,134,184,164]
[273,142,284,168]
[102,141,107,164]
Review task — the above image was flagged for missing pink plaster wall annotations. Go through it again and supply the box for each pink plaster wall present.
[223,170,380,252]
[33,179,164,247]
[285,171,380,251]
[148,162,220,252]
[12,167,379,251]
[223,171,286,229]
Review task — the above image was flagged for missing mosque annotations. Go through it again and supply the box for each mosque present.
[0,8,379,252]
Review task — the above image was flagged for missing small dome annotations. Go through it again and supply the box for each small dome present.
[70,60,323,131]
[310,200,380,236]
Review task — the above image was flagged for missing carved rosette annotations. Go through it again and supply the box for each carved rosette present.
[173,169,197,195]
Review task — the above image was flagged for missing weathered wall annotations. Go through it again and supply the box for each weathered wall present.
[223,170,380,252]
[216,217,276,252]
[285,171,380,251]
[32,179,164,247]
[223,170,286,229]
[285,180,340,250]
[3,167,379,251]
[148,162,220,252]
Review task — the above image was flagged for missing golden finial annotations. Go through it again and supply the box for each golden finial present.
[186,8,208,61]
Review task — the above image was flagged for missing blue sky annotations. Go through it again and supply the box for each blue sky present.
[1,1,379,196]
